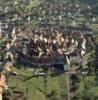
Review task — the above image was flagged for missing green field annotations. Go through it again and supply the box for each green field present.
[5,66,67,100]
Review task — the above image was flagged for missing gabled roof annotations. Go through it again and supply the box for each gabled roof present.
[71,32,81,38]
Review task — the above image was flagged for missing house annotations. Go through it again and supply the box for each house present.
[66,26,93,37]
[0,20,13,38]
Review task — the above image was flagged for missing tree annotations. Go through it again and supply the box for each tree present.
[49,89,61,100]
[27,0,42,11]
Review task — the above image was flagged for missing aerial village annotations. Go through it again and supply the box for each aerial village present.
[0,0,98,100]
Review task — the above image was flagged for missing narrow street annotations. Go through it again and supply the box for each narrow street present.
[66,70,77,100]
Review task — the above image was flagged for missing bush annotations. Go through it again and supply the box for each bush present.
[48,90,61,100]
